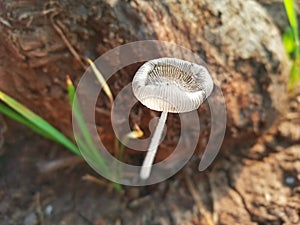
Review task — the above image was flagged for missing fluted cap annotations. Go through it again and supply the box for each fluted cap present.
[132,58,213,113]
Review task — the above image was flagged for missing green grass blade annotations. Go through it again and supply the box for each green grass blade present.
[283,27,295,55]
[66,75,75,106]
[284,0,298,29]
[288,61,300,89]
[0,103,56,141]
[284,0,299,59]
[113,182,122,191]
[114,125,143,184]
[67,76,122,191]
[66,76,101,155]
[66,77,109,174]
[0,91,81,156]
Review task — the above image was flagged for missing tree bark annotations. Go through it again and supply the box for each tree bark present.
[0,0,289,156]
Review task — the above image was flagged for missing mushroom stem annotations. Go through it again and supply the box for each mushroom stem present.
[140,111,168,179]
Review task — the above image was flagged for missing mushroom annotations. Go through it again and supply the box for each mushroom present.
[132,57,213,179]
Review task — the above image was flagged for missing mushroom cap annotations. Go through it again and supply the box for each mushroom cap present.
[132,57,213,113]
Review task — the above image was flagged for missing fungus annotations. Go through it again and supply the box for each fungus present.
[132,57,213,179]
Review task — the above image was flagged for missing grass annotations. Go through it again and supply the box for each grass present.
[66,76,111,177]
[86,58,113,105]
[0,78,122,191]
[0,91,81,156]
[0,59,144,190]
[283,0,300,89]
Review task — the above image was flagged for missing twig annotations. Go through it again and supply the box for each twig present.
[36,193,45,225]
[87,58,114,105]
[0,16,12,28]
[82,174,107,186]
[95,107,111,116]
[184,173,215,225]
[37,156,85,173]
[49,10,87,69]
[82,174,116,192]
[286,112,300,120]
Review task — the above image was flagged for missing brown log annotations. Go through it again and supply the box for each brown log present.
[0,0,289,159]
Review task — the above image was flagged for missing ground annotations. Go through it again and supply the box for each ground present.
[0,91,299,225]
[0,0,299,224]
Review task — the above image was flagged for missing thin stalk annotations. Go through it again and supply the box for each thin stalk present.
[140,111,168,179]
[284,0,299,60]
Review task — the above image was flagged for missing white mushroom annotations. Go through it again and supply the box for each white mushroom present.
[132,57,213,179]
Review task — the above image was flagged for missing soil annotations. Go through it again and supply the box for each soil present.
[0,1,300,225]
[0,92,299,225]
